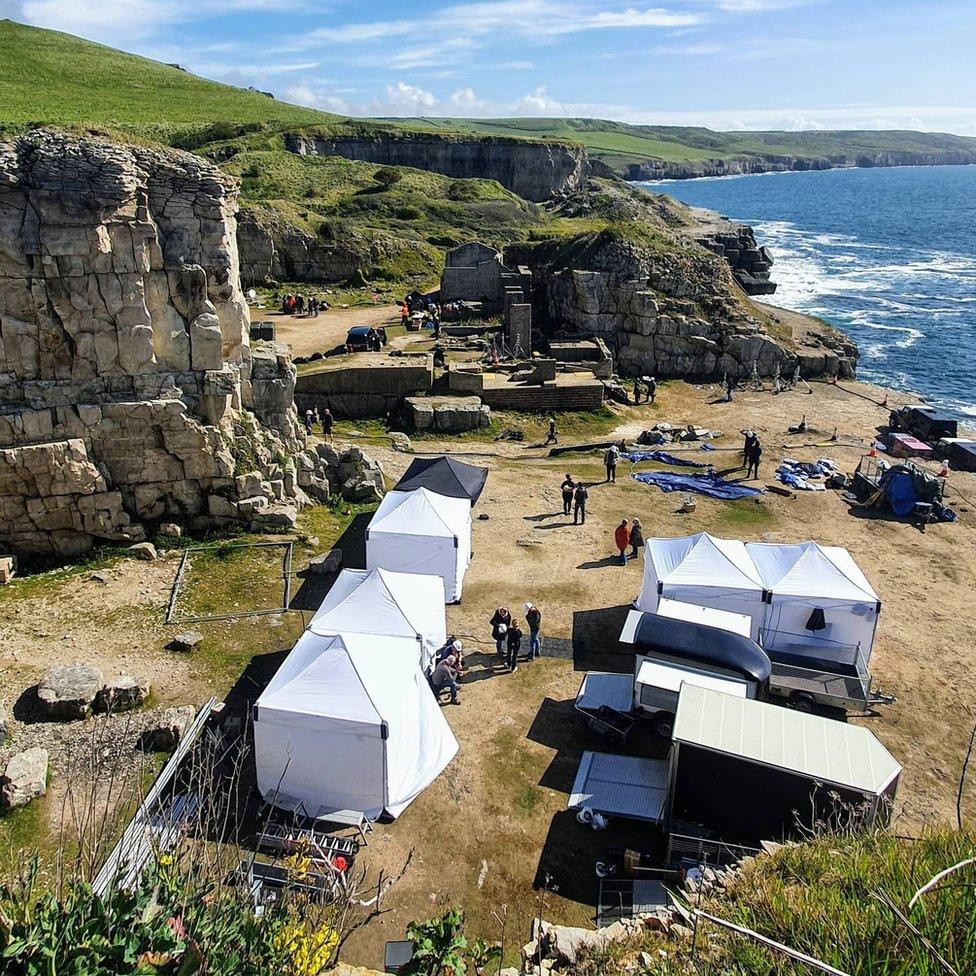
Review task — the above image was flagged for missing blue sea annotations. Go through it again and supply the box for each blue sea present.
[639,166,976,420]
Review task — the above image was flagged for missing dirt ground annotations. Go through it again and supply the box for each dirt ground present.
[2,378,975,967]
[250,303,399,358]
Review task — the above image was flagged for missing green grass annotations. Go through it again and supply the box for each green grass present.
[0,20,335,142]
[627,827,976,976]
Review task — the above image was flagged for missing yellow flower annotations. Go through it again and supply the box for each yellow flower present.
[274,918,339,976]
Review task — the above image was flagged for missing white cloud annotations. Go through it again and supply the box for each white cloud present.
[381,81,438,114]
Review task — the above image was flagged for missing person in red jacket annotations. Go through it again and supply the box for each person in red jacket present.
[614,519,630,566]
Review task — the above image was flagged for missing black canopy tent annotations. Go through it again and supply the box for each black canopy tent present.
[393,457,488,505]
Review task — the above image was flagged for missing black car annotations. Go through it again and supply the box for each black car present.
[345,326,387,352]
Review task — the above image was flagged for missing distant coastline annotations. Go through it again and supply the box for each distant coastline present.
[625,153,976,182]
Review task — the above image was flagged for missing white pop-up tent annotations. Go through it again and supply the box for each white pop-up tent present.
[310,568,447,669]
[746,541,881,666]
[366,488,472,603]
[636,532,766,641]
[254,631,459,820]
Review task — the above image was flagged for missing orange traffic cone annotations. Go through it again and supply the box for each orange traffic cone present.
[868,442,878,458]
[938,460,950,477]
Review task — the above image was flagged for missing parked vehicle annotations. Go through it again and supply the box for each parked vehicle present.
[888,404,958,442]
[345,325,387,352]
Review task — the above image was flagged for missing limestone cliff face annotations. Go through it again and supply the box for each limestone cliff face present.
[510,232,857,380]
[283,131,590,202]
[0,131,380,559]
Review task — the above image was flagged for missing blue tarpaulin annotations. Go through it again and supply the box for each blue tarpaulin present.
[624,451,709,468]
[632,471,762,500]
[885,468,919,516]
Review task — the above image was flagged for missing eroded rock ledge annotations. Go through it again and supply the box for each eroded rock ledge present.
[0,131,380,559]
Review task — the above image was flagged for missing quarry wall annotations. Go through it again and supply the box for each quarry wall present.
[283,131,591,202]
[0,131,379,559]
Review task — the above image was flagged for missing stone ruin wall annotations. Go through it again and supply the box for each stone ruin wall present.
[521,238,858,380]
[0,131,379,560]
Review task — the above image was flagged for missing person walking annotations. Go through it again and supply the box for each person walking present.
[629,518,644,560]
[604,445,619,483]
[746,441,763,480]
[573,482,588,524]
[614,519,630,566]
[544,416,558,446]
[322,407,334,444]
[304,408,314,435]
[490,606,512,657]
[724,374,734,402]
[524,602,542,659]
[560,474,575,515]
[506,621,523,673]
[430,656,461,705]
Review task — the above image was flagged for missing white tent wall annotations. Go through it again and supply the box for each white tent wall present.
[747,542,881,665]
[365,489,472,603]
[254,715,387,817]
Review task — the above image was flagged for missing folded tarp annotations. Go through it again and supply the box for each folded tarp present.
[633,471,761,500]
[624,451,709,468]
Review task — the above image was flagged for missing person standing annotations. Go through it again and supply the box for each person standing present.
[629,518,644,560]
[741,430,757,469]
[322,407,334,444]
[605,445,619,483]
[614,519,630,566]
[524,602,542,660]
[295,295,305,316]
[747,440,763,480]
[544,416,558,446]
[490,607,512,657]
[400,301,410,327]
[633,377,643,404]
[724,374,734,402]
[506,621,523,673]
[647,376,657,404]
[304,408,314,435]
[560,474,575,515]
[573,482,588,525]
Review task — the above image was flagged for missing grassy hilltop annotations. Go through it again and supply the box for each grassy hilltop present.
[0,19,338,144]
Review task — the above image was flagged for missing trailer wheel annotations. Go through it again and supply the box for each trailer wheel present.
[790,692,815,714]
[652,711,675,738]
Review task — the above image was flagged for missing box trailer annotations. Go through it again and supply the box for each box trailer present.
[568,686,901,851]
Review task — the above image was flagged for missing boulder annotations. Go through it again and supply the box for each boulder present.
[307,549,342,575]
[388,431,412,452]
[128,542,157,561]
[151,705,197,751]
[37,663,105,719]
[158,523,183,538]
[1,748,49,808]
[341,478,383,503]
[95,675,151,713]
[169,630,204,653]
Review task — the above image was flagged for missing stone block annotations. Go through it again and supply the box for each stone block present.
[37,663,105,720]
[95,675,151,713]
[1,748,48,809]
[169,630,204,653]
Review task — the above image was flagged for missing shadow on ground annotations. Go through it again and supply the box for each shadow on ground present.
[288,511,373,612]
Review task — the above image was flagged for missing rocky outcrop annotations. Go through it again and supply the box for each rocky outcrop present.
[404,396,491,433]
[626,149,976,181]
[1,747,48,808]
[512,231,857,380]
[284,130,591,202]
[696,225,776,296]
[0,131,381,559]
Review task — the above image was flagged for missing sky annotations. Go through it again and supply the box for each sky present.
[4,0,976,133]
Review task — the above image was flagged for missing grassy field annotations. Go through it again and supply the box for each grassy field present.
[0,20,334,143]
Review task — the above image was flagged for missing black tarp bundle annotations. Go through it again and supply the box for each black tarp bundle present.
[394,456,489,505]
